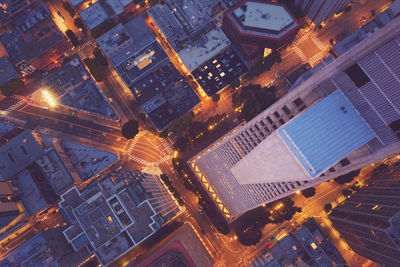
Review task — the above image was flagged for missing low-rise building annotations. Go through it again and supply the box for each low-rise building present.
[0,56,18,87]
[0,3,70,75]
[59,169,179,265]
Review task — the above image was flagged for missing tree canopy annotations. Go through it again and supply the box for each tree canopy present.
[65,30,79,47]
[324,203,332,213]
[74,18,85,29]
[172,112,194,132]
[121,120,139,139]
[83,58,105,82]
[1,79,24,96]
[62,2,75,17]
[301,187,316,198]
[334,169,360,184]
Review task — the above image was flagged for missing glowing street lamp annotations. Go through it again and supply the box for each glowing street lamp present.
[41,89,57,107]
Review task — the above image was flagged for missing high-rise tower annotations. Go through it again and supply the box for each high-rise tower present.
[189,16,400,221]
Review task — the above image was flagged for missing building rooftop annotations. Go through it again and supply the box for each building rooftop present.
[136,223,213,267]
[0,130,44,180]
[130,62,199,130]
[231,90,376,183]
[0,56,18,87]
[192,46,248,96]
[60,169,178,265]
[178,27,231,71]
[226,0,298,40]
[79,2,109,30]
[14,170,49,215]
[0,3,66,66]
[97,17,156,67]
[233,1,294,32]
[0,121,15,139]
[70,0,84,7]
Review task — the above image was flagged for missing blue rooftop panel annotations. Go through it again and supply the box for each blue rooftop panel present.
[279,90,375,177]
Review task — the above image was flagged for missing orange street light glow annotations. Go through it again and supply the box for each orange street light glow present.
[41,89,57,107]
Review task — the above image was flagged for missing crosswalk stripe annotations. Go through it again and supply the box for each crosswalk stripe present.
[293,46,307,62]
[129,155,150,165]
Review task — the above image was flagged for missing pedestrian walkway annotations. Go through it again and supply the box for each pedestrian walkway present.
[156,154,171,165]
[160,138,174,154]
[1,98,26,115]
[129,155,150,166]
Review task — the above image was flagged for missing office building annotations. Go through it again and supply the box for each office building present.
[329,156,400,266]
[222,0,299,64]
[60,169,179,265]
[189,16,400,220]
[293,0,351,25]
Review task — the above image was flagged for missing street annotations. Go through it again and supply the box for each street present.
[0,0,394,265]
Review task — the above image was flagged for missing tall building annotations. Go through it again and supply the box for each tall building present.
[222,0,299,64]
[293,0,351,25]
[329,157,400,266]
[189,16,400,221]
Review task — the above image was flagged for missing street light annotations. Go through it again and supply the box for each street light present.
[41,89,57,107]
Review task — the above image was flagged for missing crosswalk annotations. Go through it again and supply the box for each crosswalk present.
[160,138,174,154]
[293,32,311,46]
[293,46,307,62]
[126,130,148,154]
[308,52,325,66]
[311,36,326,51]
[1,97,26,115]
[129,155,150,166]
[156,154,171,165]
[77,40,95,60]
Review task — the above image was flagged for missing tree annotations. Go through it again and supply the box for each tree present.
[334,169,360,184]
[121,120,139,139]
[231,92,243,109]
[74,18,85,29]
[230,78,241,89]
[342,189,352,197]
[324,203,332,213]
[172,112,194,132]
[241,95,262,121]
[173,137,189,152]
[62,2,76,17]
[93,47,108,66]
[187,121,207,141]
[1,79,24,96]
[83,58,104,82]
[301,187,316,198]
[65,30,79,47]
[212,94,220,102]
[238,225,262,246]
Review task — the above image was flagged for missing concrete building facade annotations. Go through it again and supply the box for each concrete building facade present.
[293,0,351,25]
[189,16,400,221]
[329,156,400,266]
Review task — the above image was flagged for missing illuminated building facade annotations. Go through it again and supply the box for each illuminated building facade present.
[189,17,400,221]
[329,157,400,266]
[293,0,351,25]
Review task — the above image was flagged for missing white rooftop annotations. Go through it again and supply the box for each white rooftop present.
[79,2,109,30]
[178,27,231,71]
[230,131,311,184]
[233,1,294,32]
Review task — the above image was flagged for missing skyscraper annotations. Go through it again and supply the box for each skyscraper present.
[293,0,351,25]
[329,157,400,266]
[189,16,400,221]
